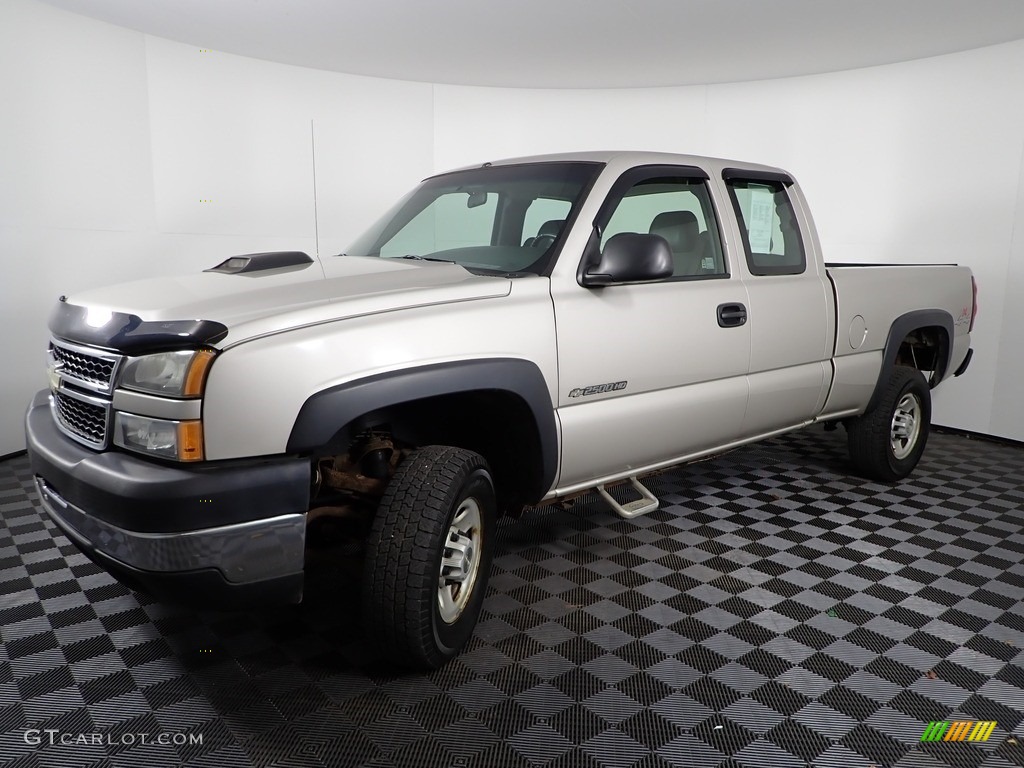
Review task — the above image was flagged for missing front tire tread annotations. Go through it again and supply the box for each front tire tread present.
[363,445,494,669]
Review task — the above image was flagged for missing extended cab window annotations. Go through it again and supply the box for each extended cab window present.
[726,178,806,276]
[601,177,726,279]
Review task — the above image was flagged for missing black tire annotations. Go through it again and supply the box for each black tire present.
[362,446,496,670]
[847,366,931,482]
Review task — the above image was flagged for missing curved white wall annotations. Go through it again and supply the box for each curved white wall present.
[2,0,1022,455]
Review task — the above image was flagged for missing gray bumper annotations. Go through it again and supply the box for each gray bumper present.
[27,388,309,605]
[36,476,304,585]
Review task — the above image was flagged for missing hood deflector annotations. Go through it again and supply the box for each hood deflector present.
[49,300,228,354]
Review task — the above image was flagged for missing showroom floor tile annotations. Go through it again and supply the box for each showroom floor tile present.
[1,428,1023,768]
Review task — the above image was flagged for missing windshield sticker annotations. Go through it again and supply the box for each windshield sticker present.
[569,381,627,398]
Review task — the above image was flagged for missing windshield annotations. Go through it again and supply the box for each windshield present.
[343,162,602,276]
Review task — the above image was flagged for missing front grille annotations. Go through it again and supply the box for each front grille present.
[52,391,109,449]
[50,340,121,393]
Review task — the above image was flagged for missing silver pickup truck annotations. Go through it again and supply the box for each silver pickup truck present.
[26,151,975,668]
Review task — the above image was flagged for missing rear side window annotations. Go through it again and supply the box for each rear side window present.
[726,178,805,275]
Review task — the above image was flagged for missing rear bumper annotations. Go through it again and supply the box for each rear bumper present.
[954,348,973,377]
[26,389,309,606]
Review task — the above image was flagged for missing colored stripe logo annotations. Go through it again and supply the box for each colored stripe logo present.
[921,721,997,742]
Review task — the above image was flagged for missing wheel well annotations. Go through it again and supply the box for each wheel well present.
[895,325,949,386]
[322,390,547,512]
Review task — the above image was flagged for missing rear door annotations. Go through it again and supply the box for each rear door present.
[551,165,751,491]
[720,171,833,435]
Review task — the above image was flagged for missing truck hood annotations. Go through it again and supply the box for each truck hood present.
[59,256,512,349]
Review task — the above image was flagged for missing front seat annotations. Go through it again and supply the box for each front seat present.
[649,211,701,276]
[524,219,565,248]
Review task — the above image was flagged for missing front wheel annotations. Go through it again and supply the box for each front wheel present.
[362,446,496,669]
[847,366,931,482]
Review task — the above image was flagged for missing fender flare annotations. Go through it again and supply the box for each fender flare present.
[286,358,558,495]
[866,309,953,413]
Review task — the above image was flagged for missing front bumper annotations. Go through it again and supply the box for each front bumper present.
[26,389,309,606]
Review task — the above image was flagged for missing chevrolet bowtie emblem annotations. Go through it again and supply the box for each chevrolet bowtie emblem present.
[47,360,63,392]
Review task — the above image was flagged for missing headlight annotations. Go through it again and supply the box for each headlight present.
[119,349,216,398]
[113,412,204,461]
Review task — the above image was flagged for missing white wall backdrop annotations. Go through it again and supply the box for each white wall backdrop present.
[2,0,1022,455]
[0,0,433,455]
[144,36,434,260]
[1,1,159,457]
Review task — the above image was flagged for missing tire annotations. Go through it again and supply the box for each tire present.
[847,366,931,482]
[362,445,496,670]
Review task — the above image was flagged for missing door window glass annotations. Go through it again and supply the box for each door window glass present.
[601,178,726,278]
[726,179,806,275]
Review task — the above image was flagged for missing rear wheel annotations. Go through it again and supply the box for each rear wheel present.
[847,366,931,482]
[362,445,495,669]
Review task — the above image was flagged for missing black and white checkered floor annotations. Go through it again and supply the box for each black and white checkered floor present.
[1,428,1023,768]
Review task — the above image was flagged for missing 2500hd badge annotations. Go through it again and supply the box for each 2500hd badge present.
[568,381,628,398]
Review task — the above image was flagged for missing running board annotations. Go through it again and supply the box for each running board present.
[597,476,659,519]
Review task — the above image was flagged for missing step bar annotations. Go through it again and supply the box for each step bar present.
[596,476,660,519]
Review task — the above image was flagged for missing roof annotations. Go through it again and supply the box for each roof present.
[437,151,790,178]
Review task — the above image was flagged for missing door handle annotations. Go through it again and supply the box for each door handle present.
[717,303,747,328]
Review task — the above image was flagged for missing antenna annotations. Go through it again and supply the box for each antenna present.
[311,120,323,273]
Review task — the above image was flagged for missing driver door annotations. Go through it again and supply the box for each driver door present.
[551,167,751,491]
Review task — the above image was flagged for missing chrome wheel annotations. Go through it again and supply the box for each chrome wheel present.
[890,392,922,460]
[438,498,482,624]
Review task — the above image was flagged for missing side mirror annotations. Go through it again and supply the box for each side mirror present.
[581,232,673,287]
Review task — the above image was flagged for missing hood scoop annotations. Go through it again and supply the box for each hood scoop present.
[206,251,314,275]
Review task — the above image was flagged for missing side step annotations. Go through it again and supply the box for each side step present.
[596,476,659,519]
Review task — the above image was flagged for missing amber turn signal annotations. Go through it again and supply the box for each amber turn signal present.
[184,349,217,397]
[177,420,205,461]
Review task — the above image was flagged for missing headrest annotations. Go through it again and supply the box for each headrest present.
[538,219,564,237]
[649,211,699,251]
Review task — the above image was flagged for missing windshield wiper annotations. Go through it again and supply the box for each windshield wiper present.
[397,254,454,263]
[466,267,531,278]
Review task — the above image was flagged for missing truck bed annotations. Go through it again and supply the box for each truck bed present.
[825,262,973,378]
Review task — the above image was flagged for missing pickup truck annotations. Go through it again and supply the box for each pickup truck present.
[25,151,976,669]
